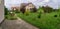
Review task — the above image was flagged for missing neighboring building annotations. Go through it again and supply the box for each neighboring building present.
[25,3,37,12]
[11,2,37,13]
[11,6,20,12]
[20,2,37,13]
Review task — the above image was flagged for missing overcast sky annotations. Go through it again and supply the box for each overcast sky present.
[5,0,59,9]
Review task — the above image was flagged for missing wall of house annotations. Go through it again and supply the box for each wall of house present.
[25,3,37,12]
[25,3,35,10]
[0,0,4,23]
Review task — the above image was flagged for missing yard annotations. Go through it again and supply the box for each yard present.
[5,6,60,29]
[16,9,60,29]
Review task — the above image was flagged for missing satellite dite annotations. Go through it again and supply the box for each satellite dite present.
[0,0,4,24]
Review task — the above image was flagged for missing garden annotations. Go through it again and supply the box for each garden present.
[5,6,60,29]
[17,6,60,29]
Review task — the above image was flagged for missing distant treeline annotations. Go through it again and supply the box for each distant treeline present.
[38,6,59,13]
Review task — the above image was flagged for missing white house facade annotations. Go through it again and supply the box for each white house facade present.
[0,0,4,23]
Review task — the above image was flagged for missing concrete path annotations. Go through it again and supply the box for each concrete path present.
[0,17,39,29]
[0,26,2,29]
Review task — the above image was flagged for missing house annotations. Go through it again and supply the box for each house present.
[11,2,37,13]
[11,6,20,12]
[0,0,4,24]
[20,2,37,13]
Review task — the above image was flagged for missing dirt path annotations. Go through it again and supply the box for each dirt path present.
[0,17,39,29]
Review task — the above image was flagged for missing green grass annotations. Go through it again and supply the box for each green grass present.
[16,9,60,29]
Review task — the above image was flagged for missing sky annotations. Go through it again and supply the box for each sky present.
[5,0,59,9]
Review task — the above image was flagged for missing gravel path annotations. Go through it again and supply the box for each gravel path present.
[0,17,39,29]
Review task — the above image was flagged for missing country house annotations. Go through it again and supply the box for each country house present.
[11,2,37,13]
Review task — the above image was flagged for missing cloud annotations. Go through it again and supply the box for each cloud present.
[5,0,59,9]
[43,0,50,2]
[27,0,37,2]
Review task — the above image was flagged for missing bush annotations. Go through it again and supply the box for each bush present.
[7,16,17,20]
[38,12,42,18]
[15,9,20,13]
[5,12,17,20]
[54,15,57,17]
[5,15,8,19]
[24,9,30,16]
[4,6,8,15]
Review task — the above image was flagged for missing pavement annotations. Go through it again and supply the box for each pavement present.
[0,17,39,29]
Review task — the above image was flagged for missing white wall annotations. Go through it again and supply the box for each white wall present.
[0,0,4,23]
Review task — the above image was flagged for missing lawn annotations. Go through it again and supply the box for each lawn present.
[16,10,60,29]
[4,5,60,29]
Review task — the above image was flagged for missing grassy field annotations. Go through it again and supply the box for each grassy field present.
[4,6,60,29]
[5,9,60,29]
[16,9,60,29]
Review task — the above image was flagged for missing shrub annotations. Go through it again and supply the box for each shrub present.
[24,9,30,16]
[14,9,20,13]
[5,15,8,19]
[7,15,17,20]
[4,6,8,15]
[5,12,17,20]
[38,12,42,18]
[54,15,57,17]
[9,12,15,16]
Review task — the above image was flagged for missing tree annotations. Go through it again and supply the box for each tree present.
[4,6,8,15]
[42,6,53,13]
